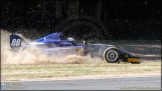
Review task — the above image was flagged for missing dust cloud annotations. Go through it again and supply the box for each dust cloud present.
[1,29,102,65]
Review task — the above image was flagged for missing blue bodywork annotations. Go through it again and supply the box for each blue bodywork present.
[10,32,83,52]
[10,32,139,63]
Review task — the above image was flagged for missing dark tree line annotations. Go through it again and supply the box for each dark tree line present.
[1,0,161,20]
[1,0,161,40]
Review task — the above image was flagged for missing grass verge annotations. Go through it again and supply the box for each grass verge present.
[1,61,161,81]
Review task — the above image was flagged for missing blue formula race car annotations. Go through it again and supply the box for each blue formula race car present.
[10,32,139,63]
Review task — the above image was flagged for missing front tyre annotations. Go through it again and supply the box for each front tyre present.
[103,49,119,63]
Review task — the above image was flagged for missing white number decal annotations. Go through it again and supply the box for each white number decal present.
[11,39,21,46]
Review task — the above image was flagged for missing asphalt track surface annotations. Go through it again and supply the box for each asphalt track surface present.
[3,76,161,90]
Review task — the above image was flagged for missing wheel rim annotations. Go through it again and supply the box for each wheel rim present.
[106,50,118,62]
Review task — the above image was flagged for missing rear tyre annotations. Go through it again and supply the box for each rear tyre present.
[103,49,120,63]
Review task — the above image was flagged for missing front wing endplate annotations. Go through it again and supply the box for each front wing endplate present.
[127,57,140,63]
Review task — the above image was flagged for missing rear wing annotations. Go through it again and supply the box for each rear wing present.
[10,34,22,52]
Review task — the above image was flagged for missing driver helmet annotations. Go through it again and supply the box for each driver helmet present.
[67,37,75,42]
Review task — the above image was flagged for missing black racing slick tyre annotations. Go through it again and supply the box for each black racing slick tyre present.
[103,49,120,63]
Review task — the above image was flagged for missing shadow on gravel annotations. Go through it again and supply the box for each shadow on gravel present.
[116,42,161,61]
[107,40,161,61]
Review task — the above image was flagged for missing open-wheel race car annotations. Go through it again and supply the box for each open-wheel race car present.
[10,32,140,63]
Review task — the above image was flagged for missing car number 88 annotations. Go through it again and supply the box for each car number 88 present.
[11,39,21,46]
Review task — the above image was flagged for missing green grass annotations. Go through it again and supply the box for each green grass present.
[1,61,161,81]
